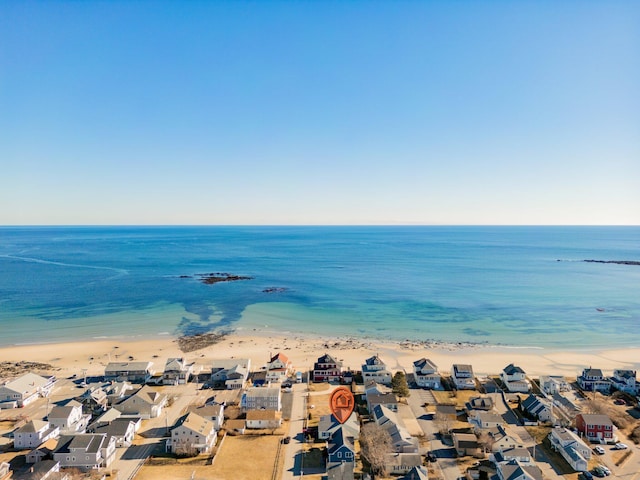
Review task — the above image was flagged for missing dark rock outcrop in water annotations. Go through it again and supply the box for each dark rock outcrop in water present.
[583,260,640,266]
[263,287,289,294]
[194,272,254,285]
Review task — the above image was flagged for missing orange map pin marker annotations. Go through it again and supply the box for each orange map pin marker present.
[329,386,355,424]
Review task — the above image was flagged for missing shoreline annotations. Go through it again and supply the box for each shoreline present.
[1,329,639,380]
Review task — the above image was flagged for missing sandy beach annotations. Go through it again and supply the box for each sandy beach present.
[1,329,639,381]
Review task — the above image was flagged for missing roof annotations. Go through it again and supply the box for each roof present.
[466,396,494,411]
[245,387,280,398]
[367,392,397,406]
[453,432,478,449]
[364,354,385,366]
[131,386,166,405]
[413,358,437,371]
[315,353,342,366]
[54,434,107,454]
[503,363,525,375]
[453,364,474,374]
[164,358,187,371]
[582,367,604,377]
[94,418,135,437]
[211,358,250,370]
[269,352,290,364]
[578,413,613,426]
[178,412,215,434]
[246,410,280,421]
[187,404,224,419]
[16,419,49,433]
[2,373,52,393]
[498,459,543,480]
[48,403,80,419]
[105,361,152,373]
[327,426,354,454]
[402,466,429,480]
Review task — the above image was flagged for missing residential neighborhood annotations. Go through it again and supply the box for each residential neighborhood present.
[0,352,639,480]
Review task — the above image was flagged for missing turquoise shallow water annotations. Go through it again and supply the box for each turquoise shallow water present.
[0,226,638,349]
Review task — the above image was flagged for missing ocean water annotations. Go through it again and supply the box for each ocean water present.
[0,226,638,350]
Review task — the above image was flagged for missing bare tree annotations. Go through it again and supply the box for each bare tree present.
[433,411,453,436]
[360,422,393,477]
[477,431,495,454]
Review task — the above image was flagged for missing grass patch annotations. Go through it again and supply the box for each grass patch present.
[210,435,281,479]
[432,389,480,409]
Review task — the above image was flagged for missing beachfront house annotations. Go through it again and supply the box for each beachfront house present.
[610,369,638,394]
[539,375,570,395]
[53,433,116,471]
[521,394,555,423]
[0,373,56,408]
[13,420,60,450]
[162,358,194,385]
[313,353,343,383]
[362,354,392,386]
[500,364,531,393]
[413,358,442,389]
[242,387,281,412]
[451,364,476,390]
[168,412,217,455]
[114,386,167,419]
[210,358,251,389]
[246,410,282,429]
[575,414,617,444]
[48,401,91,434]
[104,361,155,384]
[549,427,591,472]
[577,367,611,393]
[264,352,293,383]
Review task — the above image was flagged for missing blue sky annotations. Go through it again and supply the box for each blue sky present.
[1,1,638,225]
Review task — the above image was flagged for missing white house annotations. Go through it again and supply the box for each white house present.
[469,411,504,431]
[168,412,217,455]
[0,373,55,407]
[362,355,392,386]
[53,433,116,471]
[521,394,554,423]
[246,410,282,429]
[501,364,530,393]
[496,459,543,480]
[13,420,60,449]
[114,386,167,419]
[549,427,591,472]
[265,353,293,383]
[610,369,637,395]
[318,413,360,440]
[162,358,194,385]
[539,375,569,394]
[104,361,155,384]
[48,400,90,434]
[413,358,442,389]
[577,367,611,393]
[451,364,475,390]
[187,404,225,431]
[210,358,251,389]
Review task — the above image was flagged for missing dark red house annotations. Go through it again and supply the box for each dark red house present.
[575,413,617,444]
[313,353,343,382]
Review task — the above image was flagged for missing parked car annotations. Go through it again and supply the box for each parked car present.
[282,436,291,444]
[426,452,437,462]
[582,472,594,480]
[593,466,607,477]
[594,446,605,455]
[599,465,611,476]
[614,442,628,450]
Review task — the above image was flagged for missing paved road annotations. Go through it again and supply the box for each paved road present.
[281,383,307,479]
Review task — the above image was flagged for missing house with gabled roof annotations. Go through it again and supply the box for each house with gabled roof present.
[14,420,60,449]
[362,354,392,386]
[401,466,428,480]
[265,352,293,383]
[501,364,530,393]
[469,411,503,431]
[0,373,55,407]
[577,367,611,393]
[26,438,58,464]
[210,358,251,389]
[168,412,217,455]
[104,361,155,384]
[452,432,481,457]
[539,375,569,394]
[521,394,554,423]
[162,358,194,385]
[465,396,494,412]
[246,410,282,429]
[242,387,281,412]
[610,369,637,394]
[575,413,617,444]
[413,358,442,390]
[318,413,359,440]
[488,425,525,453]
[313,353,343,383]
[74,386,108,416]
[114,386,167,419]
[93,418,137,448]
[496,459,543,480]
[492,447,532,464]
[48,400,90,434]
[53,433,116,470]
[366,392,398,413]
[186,404,225,431]
[326,426,355,465]
[385,452,422,475]
[549,427,591,472]
[13,459,68,480]
[451,364,475,390]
